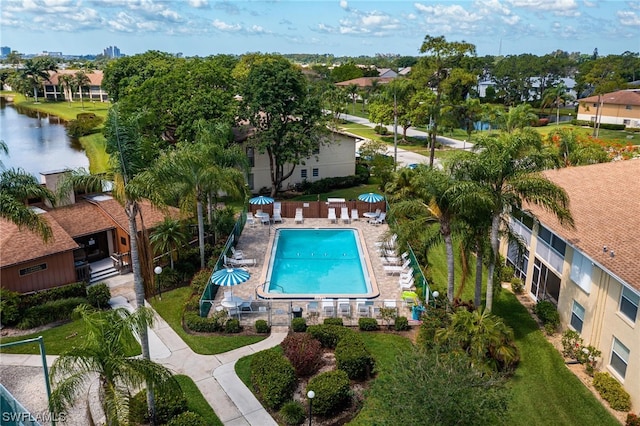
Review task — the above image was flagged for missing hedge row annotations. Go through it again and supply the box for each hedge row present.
[593,372,631,411]
[306,370,352,416]
[571,119,627,131]
[20,282,86,310]
[250,348,296,410]
[307,324,350,349]
[17,297,88,330]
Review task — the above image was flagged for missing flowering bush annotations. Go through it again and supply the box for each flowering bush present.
[576,345,601,376]
[561,330,582,359]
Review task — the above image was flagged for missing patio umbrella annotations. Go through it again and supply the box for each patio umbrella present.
[210,267,250,288]
[249,196,275,205]
[358,192,384,212]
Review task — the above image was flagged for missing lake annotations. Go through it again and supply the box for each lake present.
[0,97,89,178]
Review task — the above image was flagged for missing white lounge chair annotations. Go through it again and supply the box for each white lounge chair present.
[383,299,398,315]
[351,209,359,222]
[322,299,335,317]
[239,295,254,311]
[295,208,304,224]
[274,201,281,211]
[400,277,415,290]
[367,209,382,223]
[356,299,370,317]
[372,212,386,225]
[340,207,350,224]
[272,208,283,224]
[260,213,270,225]
[306,301,319,315]
[338,299,351,316]
[375,234,398,250]
[384,259,411,275]
[224,255,257,267]
[328,208,337,223]
[380,251,409,265]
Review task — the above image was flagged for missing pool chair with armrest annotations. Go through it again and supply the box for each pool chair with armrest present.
[374,234,398,250]
[306,301,319,315]
[260,213,270,226]
[383,259,411,275]
[340,207,350,224]
[399,276,415,290]
[351,209,359,222]
[380,251,409,265]
[328,208,337,223]
[230,246,244,259]
[322,299,335,317]
[372,212,386,225]
[338,299,351,316]
[356,299,370,317]
[295,208,304,224]
[383,299,398,315]
[246,212,257,228]
[239,295,254,312]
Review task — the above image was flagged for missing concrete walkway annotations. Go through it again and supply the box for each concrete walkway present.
[0,275,287,426]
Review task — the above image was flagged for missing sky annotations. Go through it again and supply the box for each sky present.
[1,0,639,58]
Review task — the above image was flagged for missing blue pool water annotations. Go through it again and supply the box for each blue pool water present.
[266,228,370,295]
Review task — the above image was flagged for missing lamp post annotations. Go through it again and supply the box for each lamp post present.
[307,390,315,426]
[432,290,439,308]
[154,265,163,300]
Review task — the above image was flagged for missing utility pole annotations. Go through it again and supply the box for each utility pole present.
[393,91,398,171]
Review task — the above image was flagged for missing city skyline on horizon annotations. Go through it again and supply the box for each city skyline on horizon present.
[1,0,638,59]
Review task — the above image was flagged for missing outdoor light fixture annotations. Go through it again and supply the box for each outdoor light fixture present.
[432,290,439,308]
[610,251,615,258]
[307,390,315,426]
[603,246,608,253]
[154,266,163,300]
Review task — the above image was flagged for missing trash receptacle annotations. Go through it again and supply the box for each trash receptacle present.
[292,306,303,318]
[412,305,425,320]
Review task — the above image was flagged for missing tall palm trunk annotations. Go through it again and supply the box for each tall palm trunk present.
[197,198,205,269]
[442,222,455,303]
[125,200,156,424]
[486,213,501,312]
[474,239,483,308]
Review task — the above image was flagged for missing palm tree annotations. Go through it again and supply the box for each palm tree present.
[58,74,74,104]
[0,140,7,168]
[391,167,462,303]
[496,103,538,133]
[58,106,160,421]
[149,217,190,270]
[139,122,247,269]
[0,167,56,242]
[458,129,574,311]
[20,58,56,103]
[346,83,359,114]
[50,305,179,426]
[541,83,574,126]
[74,71,91,110]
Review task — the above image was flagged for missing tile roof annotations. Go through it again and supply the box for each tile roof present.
[45,200,115,238]
[525,160,640,291]
[46,70,104,86]
[87,196,180,231]
[0,214,78,268]
[335,77,394,87]
[579,89,640,106]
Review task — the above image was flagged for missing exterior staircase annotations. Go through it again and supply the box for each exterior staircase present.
[89,258,119,284]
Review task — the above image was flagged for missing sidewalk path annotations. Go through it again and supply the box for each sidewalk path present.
[0,278,288,426]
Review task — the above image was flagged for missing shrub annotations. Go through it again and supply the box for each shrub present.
[157,267,183,291]
[66,114,103,137]
[394,316,410,331]
[251,348,296,410]
[500,265,515,282]
[358,317,379,331]
[561,330,583,359]
[576,345,601,376]
[593,372,631,411]
[307,324,350,349]
[281,333,323,377]
[534,301,560,329]
[627,413,640,426]
[0,288,21,326]
[166,411,208,426]
[510,277,524,294]
[335,332,375,380]
[379,306,397,329]
[183,311,227,333]
[255,319,270,334]
[190,269,213,296]
[20,282,86,309]
[279,401,306,426]
[306,370,351,416]
[323,317,343,326]
[291,317,307,332]
[374,125,388,135]
[225,318,242,333]
[129,389,188,425]
[87,283,111,308]
[417,305,451,349]
[17,297,88,329]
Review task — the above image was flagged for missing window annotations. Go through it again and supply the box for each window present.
[623,119,630,125]
[312,168,319,177]
[570,250,592,293]
[246,147,255,167]
[610,338,629,379]
[19,263,47,276]
[300,169,307,179]
[620,286,639,323]
[247,173,254,191]
[625,105,632,110]
[570,301,585,333]
[120,236,127,246]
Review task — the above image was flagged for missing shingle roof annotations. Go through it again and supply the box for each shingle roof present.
[46,70,104,86]
[0,214,78,268]
[335,77,394,87]
[526,160,640,291]
[87,196,180,231]
[579,89,640,106]
[45,200,115,238]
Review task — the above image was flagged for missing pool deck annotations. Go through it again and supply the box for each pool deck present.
[212,217,417,324]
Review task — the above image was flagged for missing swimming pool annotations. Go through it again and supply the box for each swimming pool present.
[259,228,378,299]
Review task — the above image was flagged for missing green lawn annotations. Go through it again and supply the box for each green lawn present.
[288,183,381,201]
[175,375,223,426]
[0,316,140,357]
[149,287,265,354]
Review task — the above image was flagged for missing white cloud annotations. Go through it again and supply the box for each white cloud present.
[188,0,209,8]
[212,18,241,32]
[507,0,580,16]
[248,25,269,34]
[340,0,349,11]
[107,12,136,32]
[414,4,483,23]
[629,1,640,10]
[617,10,640,26]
